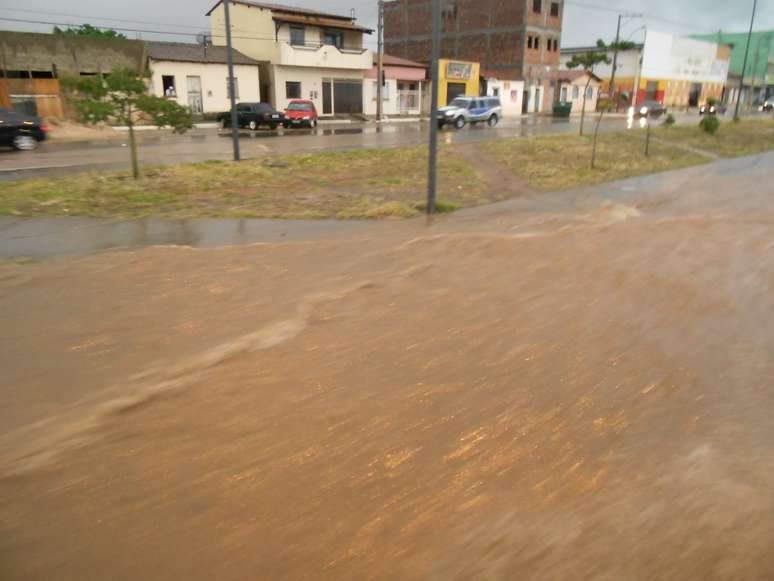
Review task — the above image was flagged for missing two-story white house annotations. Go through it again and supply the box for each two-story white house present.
[207,1,373,117]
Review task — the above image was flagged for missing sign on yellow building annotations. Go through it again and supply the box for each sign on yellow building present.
[438,59,479,105]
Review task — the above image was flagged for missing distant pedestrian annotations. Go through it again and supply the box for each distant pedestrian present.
[165,85,177,98]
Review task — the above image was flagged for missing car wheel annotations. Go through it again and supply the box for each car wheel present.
[269,123,277,130]
[310,119,317,129]
[487,114,499,127]
[454,116,465,129]
[13,134,39,151]
[248,120,258,131]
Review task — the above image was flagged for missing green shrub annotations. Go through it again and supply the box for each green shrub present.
[699,115,720,134]
[664,113,676,126]
[706,97,718,107]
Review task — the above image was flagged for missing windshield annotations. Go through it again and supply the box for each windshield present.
[449,98,471,108]
[287,102,313,111]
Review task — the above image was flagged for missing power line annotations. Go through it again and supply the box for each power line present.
[0,6,207,32]
[564,0,714,32]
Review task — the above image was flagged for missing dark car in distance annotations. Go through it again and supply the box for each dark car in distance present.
[633,100,667,118]
[217,102,285,130]
[0,108,48,150]
[699,102,727,116]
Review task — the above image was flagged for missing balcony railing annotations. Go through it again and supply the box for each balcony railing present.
[279,42,371,70]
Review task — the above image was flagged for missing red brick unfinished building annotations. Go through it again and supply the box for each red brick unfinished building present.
[384,0,563,113]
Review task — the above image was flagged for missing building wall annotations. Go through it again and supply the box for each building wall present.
[210,3,280,62]
[438,58,479,105]
[384,0,562,83]
[558,78,599,112]
[484,79,524,116]
[0,30,146,118]
[363,77,424,115]
[271,65,363,113]
[691,30,773,84]
[149,60,261,113]
[0,30,146,76]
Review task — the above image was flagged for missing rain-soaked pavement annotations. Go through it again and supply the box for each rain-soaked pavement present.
[1,152,774,580]
[0,115,633,179]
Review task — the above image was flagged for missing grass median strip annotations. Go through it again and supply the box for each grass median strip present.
[0,146,483,219]
[2,122,772,220]
[483,131,709,191]
[655,119,774,158]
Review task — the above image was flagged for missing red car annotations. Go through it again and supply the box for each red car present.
[283,99,318,128]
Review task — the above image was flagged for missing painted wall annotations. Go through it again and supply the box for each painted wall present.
[149,60,260,113]
[271,64,363,113]
[558,78,599,113]
[641,30,728,85]
[210,3,279,62]
[363,78,423,116]
[484,79,524,117]
[438,59,479,106]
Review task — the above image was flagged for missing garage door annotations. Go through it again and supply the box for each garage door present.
[333,80,363,114]
[447,82,467,104]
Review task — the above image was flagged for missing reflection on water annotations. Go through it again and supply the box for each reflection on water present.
[0,216,373,258]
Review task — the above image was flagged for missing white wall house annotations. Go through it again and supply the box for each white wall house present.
[483,78,525,117]
[147,42,261,114]
[554,70,600,113]
[364,54,426,117]
[208,0,373,117]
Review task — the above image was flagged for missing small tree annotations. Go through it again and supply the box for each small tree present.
[53,24,127,39]
[63,69,193,179]
[565,40,610,136]
[586,39,637,169]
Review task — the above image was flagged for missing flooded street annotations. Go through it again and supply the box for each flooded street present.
[1,152,774,580]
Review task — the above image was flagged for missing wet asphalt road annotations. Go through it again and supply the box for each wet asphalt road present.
[0,115,636,179]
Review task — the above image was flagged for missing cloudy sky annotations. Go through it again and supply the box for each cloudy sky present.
[0,0,772,49]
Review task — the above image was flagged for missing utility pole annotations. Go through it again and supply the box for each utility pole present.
[609,13,642,111]
[426,0,440,216]
[376,0,384,121]
[609,14,623,110]
[734,0,757,121]
[223,0,240,160]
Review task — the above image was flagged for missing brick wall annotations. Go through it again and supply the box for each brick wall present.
[384,0,560,82]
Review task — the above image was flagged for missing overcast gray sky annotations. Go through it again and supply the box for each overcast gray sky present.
[0,0,772,49]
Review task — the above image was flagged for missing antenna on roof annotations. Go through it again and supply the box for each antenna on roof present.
[197,32,212,58]
[350,8,356,22]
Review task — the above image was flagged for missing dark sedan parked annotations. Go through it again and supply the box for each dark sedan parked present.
[0,108,48,150]
[217,102,285,130]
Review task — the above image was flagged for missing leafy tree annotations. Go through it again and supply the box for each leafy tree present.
[62,69,193,179]
[53,24,127,39]
[565,40,610,136]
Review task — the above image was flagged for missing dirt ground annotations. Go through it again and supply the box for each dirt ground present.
[1,153,774,580]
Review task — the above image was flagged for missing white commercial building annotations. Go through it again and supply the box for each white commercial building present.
[147,41,261,114]
[207,0,373,116]
[560,30,730,109]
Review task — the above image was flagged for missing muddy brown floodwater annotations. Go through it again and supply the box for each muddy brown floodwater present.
[1,153,774,580]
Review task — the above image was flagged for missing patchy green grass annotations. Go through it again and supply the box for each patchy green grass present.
[0,146,484,220]
[484,131,709,191]
[656,119,774,158]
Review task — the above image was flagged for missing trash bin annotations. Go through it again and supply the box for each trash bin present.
[553,102,572,118]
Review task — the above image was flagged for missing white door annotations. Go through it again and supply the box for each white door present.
[186,75,203,114]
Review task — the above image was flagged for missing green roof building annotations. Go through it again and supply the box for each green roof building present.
[692,30,773,102]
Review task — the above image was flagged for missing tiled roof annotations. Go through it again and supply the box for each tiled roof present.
[146,41,259,65]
